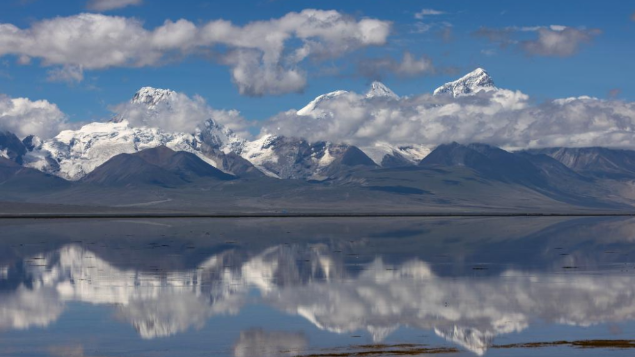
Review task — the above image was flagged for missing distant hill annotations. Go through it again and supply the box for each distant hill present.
[524,147,635,179]
[82,146,234,187]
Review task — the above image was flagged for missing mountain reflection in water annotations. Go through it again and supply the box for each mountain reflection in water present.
[2,217,635,356]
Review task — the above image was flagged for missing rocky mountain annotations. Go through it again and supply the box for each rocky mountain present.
[365,81,399,99]
[21,85,390,182]
[360,142,430,168]
[0,131,27,164]
[238,134,376,180]
[9,70,635,194]
[293,81,428,169]
[419,142,613,207]
[82,146,234,187]
[23,88,256,180]
[433,68,496,97]
[0,156,69,193]
[420,142,550,184]
[296,89,349,118]
[524,147,635,179]
[23,121,207,180]
[236,81,403,179]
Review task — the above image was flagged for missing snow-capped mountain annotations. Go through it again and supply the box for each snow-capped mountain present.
[23,121,210,180]
[24,87,253,180]
[239,134,373,180]
[360,142,431,168]
[114,87,246,154]
[366,81,399,99]
[293,81,426,168]
[131,86,175,109]
[15,70,512,181]
[238,81,403,179]
[433,68,496,97]
[296,81,398,118]
[296,90,349,118]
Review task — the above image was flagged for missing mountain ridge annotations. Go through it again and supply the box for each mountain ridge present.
[433,68,496,97]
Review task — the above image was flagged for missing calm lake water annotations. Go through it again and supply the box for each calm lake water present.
[2,217,635,356]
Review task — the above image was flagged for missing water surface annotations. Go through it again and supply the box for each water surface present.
[2,217,635,356]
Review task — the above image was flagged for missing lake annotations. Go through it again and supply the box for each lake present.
[2,217,635,356]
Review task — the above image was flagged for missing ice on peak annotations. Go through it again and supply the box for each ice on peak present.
[132,87,176,107]
[433,68,496,97]
[297,90,349,117]
[366,81,399,99]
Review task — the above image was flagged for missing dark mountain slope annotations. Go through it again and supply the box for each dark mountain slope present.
[0,157,69,192]
[420,143,547,185]
[416,143,617,208]
[0,132,27,164]
[524,147,635,179]
[82,146,234,187]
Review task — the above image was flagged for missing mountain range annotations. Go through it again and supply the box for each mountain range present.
[2,68,635,213]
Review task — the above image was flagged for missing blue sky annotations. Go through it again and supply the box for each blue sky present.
[0,0,634,123]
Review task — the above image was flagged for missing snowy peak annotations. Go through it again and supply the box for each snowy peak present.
[366,81,398,99]
[297,90,348,117]
[297,82,398,119]
[111,87,177,124]
[433,68,496,97]
[131,87,176,108]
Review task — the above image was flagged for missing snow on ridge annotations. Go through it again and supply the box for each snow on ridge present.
[366,81,399,99]
[433,68,496,97]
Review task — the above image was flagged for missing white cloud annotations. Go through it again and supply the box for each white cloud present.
[86,0,143,11]
[262,86,635,151]
[0,11,391,96]
[473,25,600,57]
[358,51,434,79]
[222,49,307,97]
[0,94,68,139]
[113,89,252,138]
[414,9,445,19]
[46,64,84,84]
[521,27,600,57]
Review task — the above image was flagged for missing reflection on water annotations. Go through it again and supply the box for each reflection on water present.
[2,217,635,356]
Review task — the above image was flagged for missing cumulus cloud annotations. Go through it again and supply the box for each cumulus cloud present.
[261,85,635,151]
[113,89,252,138]
[0,94,68,139]
[221,49,307,96]
[0,11,391,95]
[473,25,600,57]
[233,329,307,357]
[86,0,143,11]
[358,51,434,80]
[46,65,84,84]
[521,27,601,57]
[414,9,445,19]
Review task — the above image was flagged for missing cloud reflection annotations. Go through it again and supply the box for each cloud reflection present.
[1,232,635,354]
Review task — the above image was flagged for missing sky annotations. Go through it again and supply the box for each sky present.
[0,0,633,122]
[0,0,635,150]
